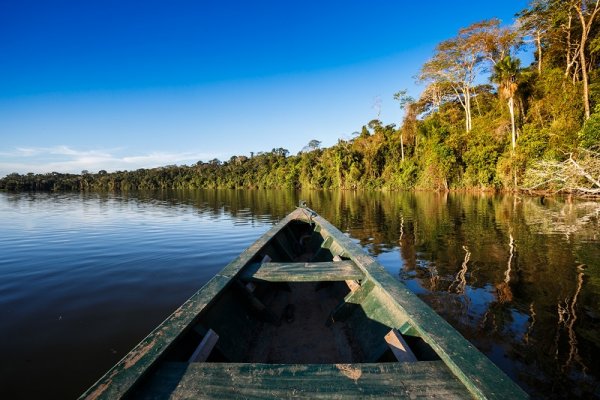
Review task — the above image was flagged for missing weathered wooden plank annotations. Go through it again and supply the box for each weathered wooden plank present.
[215,209,305,279]
[385,329,417,362]
[310,213,529,400]
[241,261,364,282]
[328,279,375,325]
[340,286,400,363]
[345,280,360,291]
[188,329,219,363]
[336,254,361,292]
[321,236,348,258]
[356,284,411,330]
[398,320,419,336]
[133,361,473,399]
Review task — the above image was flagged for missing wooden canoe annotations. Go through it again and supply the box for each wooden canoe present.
[80,206,528,399]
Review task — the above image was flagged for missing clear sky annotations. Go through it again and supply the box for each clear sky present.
[0,0,529,176]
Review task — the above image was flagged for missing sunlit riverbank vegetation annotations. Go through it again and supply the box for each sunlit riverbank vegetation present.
[2,1,599,195]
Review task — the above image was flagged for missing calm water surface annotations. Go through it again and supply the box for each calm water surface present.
[0,190,599,399]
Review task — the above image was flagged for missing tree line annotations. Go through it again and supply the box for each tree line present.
[2,0,599,194]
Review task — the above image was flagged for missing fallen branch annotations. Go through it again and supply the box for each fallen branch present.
[522,149,600,195]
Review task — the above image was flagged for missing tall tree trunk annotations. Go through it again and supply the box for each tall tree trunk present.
[454,84,472,133]
[565,12,574,79]
[400,134,405,163]
[509,97,516,149]
[574,0,600,120]
[536,31,542,74]
[579,35,591,119]
[465,87,472,132]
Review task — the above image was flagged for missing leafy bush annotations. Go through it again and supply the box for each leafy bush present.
[579,105,600,150]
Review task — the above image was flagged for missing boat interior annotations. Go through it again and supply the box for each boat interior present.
[155,219,438,366]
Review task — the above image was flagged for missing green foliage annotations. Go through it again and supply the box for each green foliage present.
[525,68,582,151]
[415,133,456,190]
[462,131,502,188]
[579,105,600,149]
[518,124,550,159]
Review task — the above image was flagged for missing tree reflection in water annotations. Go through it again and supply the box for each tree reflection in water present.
[495,232,514,303]
[556,264,586,373]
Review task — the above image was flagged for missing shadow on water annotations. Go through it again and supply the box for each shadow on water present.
[0,189,599,399]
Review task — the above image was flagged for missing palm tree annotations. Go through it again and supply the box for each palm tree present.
[492,56,521,150]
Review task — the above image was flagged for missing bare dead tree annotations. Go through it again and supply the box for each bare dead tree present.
[522,149,600,195]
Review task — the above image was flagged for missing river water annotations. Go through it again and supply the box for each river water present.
[0,190,598,399]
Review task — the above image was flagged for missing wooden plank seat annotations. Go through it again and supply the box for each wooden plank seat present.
[133,361,473,399]
[240,260,364,282]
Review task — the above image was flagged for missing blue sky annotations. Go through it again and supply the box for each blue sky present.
[0,0,529,176]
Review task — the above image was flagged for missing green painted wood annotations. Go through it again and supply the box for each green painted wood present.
[319,235,350,259]
[241,260,364,282]
[321,236,333,248]
[358,285,411,329]
[132,361,473,399]
[328,279,375,324]
[398,321,419,336]
[310,212,529,400]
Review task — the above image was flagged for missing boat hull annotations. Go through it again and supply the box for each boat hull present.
[80,207,528,399]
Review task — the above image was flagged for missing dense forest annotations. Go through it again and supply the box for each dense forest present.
[2,0,600,195]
